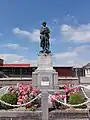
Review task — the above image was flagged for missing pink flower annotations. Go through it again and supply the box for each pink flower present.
[63,84,67,89]
[22,96,28,103]
[17,99,23,104]
[22,95,26,100]
[50,95,55,102]
[18,83,23,87]
[69,88,74,91]
[51,98,55,102]
[9,87,13,92]
[61,95,66,100]
[55,91,60,96]
[19,87,23,90]
[30,91,34,96]
[55,95,59,99]
[23,86,28,92]
[65,88,69,93]
[23,91,27,95]
[11,90,15,94]
[33,88,37,92]
[75,87,79,92]
[18,95,22,99]
[17,102,22,105]
[25,94,28,99]
[23,99,27,103]
[35,88,40,93]
[34,92,38,97]
[20,90,23,93]
[21,91,25,96]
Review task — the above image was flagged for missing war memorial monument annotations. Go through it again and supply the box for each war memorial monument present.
[32,21,58,90]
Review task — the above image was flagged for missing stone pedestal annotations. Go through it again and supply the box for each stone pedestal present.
[32,53,58,90]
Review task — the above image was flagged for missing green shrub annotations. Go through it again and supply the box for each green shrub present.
[69,93,87,108]
[0,93,17,109]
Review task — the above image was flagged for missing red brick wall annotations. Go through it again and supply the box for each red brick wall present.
[54,67,72,77]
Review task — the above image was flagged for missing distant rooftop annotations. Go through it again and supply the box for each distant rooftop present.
[0,64,30,67]
[82,63,90,68]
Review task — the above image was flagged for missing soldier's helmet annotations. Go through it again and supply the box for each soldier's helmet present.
[42,21,46,26]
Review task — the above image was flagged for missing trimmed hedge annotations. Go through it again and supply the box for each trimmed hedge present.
[0,93,17,109]
[69,93,87,108]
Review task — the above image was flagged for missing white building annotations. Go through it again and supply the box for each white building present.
[80,63,90,85]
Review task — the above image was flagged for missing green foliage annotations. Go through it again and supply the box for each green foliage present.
[0,93,17,109]
[69,93,87,108]
[52,98,63,109]
[69,93,84,104]
[28,106,36,111]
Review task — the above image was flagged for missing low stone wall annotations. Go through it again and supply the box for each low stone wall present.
[0,79,32,88]
[0,77,79,88]
[49,110,89,120]
[0,110,89,120]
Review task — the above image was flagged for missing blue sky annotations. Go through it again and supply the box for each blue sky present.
[0,0,90,66]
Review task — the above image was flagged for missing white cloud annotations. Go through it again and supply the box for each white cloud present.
[13,27,55,43]
[74,45,90,53]
[12,28,40,42]
[0,43,28,49]
[0,54,37,66]
[0,54,23,63]
[54,52,77,59]
[0,45,90,67]
[54,45,90,67]
[60,23,90,42]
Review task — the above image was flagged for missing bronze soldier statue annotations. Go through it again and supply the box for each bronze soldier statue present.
[40,21,51,54]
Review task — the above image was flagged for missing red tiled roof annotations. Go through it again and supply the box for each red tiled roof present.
[0,64,30,67]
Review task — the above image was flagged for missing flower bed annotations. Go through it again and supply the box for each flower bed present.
[0,82,41,111]
[50,82,87,110]
[0,81,87,111]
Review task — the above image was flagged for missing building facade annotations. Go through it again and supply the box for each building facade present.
[0,58,90,86]
[0,64,74,77]
[0,57,86,78]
